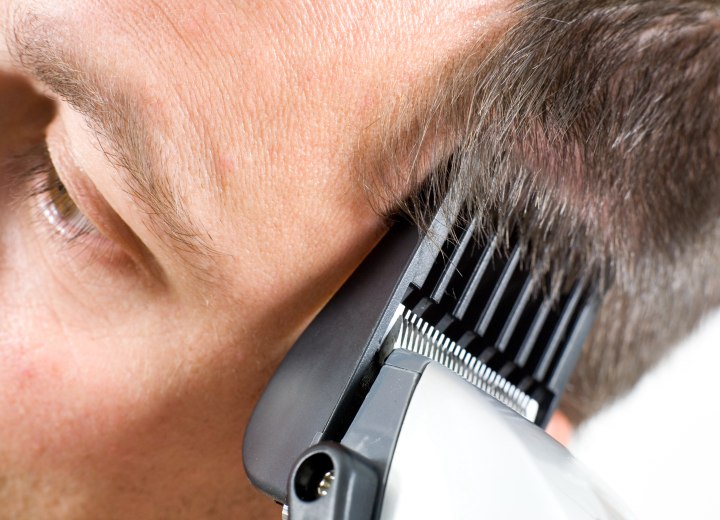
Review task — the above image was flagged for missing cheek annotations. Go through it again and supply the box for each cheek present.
[0,285,173,472]
[0,281,248,477]
[0,334,137,465]
[0,259,139,466]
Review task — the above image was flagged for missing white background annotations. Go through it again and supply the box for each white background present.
[571,308,720,519]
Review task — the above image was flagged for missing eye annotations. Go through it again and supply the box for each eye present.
[38,161,97,240]
[28,141,98,242]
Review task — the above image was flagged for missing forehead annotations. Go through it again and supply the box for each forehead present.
[18,0,491,90]
[20,0,486,168]
[16,1,404,156]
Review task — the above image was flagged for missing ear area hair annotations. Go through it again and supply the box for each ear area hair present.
[361,0,720,424]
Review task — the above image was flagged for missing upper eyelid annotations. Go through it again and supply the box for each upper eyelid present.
[12,130,160,278]
[44,121,124,239]
[37,152,98,241]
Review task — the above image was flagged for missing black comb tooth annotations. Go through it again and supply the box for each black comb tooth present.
[419,230,459,296]
[430,218,477,303]
[456,330,478,350]
[474,244,522,336]
[546,289,598,397]
[514,299,553,367]
[453,237,497,321]
[496,275,536,353]
[533,279,586,382]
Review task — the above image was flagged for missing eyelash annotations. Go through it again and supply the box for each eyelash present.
[23,140,97,243]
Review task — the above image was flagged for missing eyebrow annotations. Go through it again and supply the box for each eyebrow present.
[8,12,217,263]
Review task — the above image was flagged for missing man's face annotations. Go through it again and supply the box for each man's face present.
[0,1,509,517]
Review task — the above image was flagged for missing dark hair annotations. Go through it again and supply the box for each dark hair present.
[362,0,720,423]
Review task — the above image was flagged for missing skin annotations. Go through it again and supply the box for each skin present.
[0,1,516,518]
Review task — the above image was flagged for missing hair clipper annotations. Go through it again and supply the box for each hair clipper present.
[243,197,635,519]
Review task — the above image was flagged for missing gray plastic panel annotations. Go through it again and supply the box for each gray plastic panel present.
[341,351,431,518]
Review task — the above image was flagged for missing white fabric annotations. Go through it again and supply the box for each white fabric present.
[572,308,720,520]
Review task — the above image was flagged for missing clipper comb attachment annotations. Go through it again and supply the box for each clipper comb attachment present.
[387,213,598,427]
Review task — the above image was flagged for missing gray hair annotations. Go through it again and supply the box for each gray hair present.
[362,0,720,423]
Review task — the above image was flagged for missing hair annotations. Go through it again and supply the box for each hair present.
[360,0,720,423]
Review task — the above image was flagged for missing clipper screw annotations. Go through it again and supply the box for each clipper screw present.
[317,470,335,497]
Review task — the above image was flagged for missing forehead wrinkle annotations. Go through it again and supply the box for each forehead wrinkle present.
[7,9,220,269]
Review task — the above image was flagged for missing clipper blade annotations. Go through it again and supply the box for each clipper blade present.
[386,304,539,422]
[387,304,539,422]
